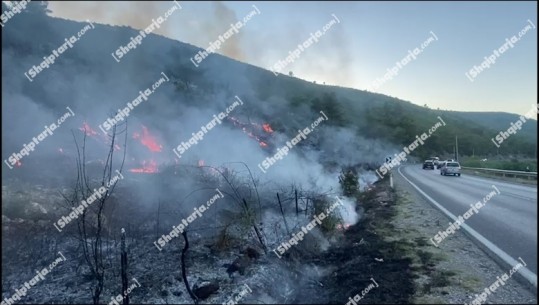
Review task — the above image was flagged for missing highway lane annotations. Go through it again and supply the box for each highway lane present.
[398,165,537,276]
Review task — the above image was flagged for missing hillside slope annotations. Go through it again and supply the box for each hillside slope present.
[2,3,536,171]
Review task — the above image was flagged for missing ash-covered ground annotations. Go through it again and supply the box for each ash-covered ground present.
[2,161,401,304]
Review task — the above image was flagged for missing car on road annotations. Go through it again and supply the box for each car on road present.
[423,160,435,170]
[438,159,454,168]
[436,160,446,169]
[441,161,461,176]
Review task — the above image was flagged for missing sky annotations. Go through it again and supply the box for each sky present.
[46,1,538,115]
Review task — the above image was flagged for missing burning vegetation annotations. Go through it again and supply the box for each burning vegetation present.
[227,116,274,149]
[70,118,277,176]
[1,3,410,304]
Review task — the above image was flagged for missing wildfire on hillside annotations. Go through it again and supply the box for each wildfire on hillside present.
[130,125,163,174]
[227,116,274,149]
[72,120,274,175]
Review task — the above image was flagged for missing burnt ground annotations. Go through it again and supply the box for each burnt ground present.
[2,172,535,304]
[1,174,413,304]
[2,173,399,305]
[298,172,536,304]
[308,178,415,304]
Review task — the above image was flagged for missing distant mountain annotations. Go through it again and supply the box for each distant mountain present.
[450,111,537,143]
[2,1,536,173]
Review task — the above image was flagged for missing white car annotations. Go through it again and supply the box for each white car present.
[441,162,461,176]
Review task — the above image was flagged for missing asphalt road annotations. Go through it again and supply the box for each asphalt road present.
[398,165,537,277]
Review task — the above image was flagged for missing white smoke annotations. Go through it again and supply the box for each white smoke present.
[335,196,359,227]
[358,170,379,191]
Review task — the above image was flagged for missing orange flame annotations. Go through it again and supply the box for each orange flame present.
[262,123,274,133]
[227,117,273,149]
[133,125,162,152]
[80,122,98,137]
[336,223,351,231]
[129,159,159,173]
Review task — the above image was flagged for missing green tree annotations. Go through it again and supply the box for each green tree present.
[339,169,359,197]
[311,92,347,126]
[25,1,52,16]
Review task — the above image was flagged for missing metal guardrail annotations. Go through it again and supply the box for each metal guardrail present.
[461,167,537,180]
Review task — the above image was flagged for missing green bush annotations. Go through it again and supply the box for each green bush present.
[312,196,342,232]
[339,169,359,197]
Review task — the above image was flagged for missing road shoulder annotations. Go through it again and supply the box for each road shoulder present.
[392,169,537,304]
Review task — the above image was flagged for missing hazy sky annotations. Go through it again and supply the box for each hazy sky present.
[47,1,537,115]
